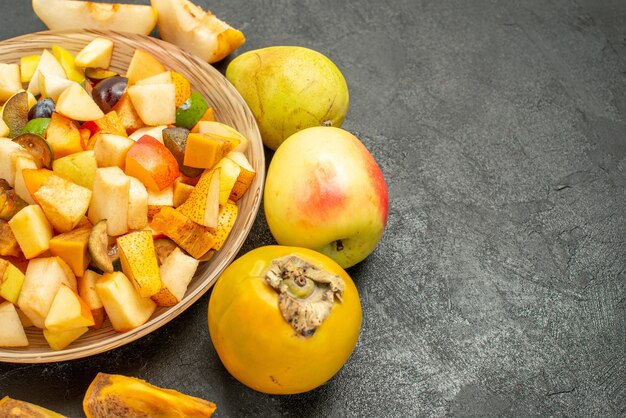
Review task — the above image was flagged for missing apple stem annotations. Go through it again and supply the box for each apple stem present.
[264,255,345,337]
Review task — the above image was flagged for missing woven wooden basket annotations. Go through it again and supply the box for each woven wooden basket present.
[0,30,264,363]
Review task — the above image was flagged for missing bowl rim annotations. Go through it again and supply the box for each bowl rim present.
[0,29,264,363]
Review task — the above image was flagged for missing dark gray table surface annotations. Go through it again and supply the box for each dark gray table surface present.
[1,0,625,416]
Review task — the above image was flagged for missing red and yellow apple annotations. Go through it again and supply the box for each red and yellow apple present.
[264,127,388,268]
[125,135,180,191]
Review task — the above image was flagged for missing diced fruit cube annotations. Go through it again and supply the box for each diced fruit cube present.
[111,93,145,134]
[151,247,198,306]
[56,82,105,121]
[212,202,238,251]
[215,156,241,205]
[126,49,166,86]
[150,207,215,259]
[117,230,161,298]
[226,151,256,201]
[125,135,180,191]
[0,139,32,186]
[78,269,105,329]
[129,125,166,143]
[43,326,88,351]
[20,55,41,83]
[127,83,176,126]
[34,174,92,233]
[195,120,249,152]
[171,71,191,107]
[0,302,28,347]
[44,284,95,332]
[135,71,172,85]
[17,256,76,328]
[38,72,73,102]
[75,37,114,69]
[46,112,83,158]
[172,180,194,207]
[0,220,21,257]
[88,167,130,236]
[27,49,65,96]
[0,258,26,304]
[49,225,91,277]
[0,64,22,103]
[128,177,148,230]
[184,132,232,169]
[52,150,97,190]
[8,205,53,259]
[95,271,156,332]
[178,167,220,228]
[93,133,134,168]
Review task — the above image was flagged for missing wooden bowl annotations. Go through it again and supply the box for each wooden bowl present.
[0,30,264,363]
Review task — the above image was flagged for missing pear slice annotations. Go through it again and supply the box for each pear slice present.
[75,37,114,69]
[0,64,22,103]
[178,167,220,228]
[39,72,74,102]
[127,83,176,126]
[0,302,28,347]
[27,49,65,96]
[56,82,105,122]
[32,0,158,35]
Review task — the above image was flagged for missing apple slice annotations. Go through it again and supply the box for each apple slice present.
[88,167,130,236]
[17,256,77,328]
[95,271,156,332]
[151,247,198,306]
[226,151,256,201]
[43,326,89,350]
[0,64,22,103]
[8,205,54,259]
[150,0,245,63]
[52,150,97,190]
[39,72,73,102]
[126,49,166,86]
[9,155,37,207]
[0,302,28,347]
[74,37,114,69]
[56,83,105,122]
[127,83,176,126]
[178,167,221,228]
[0,139,33,186]
[34,174,92,233]
[93,133,134,169]
[111,93,145,134]
[117,230,162,298]
[27,49,65,96]
[33,0,158,35]
[172,179,194,207]
[44,283,95,331]
[20,55,41,83]
[0,258,25,304]
[125,135,180,191]
[215,157,241,205]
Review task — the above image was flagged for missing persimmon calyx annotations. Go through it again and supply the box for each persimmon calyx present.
[264,254,344,337]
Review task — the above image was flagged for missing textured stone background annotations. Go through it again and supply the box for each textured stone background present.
[0,0,624,416]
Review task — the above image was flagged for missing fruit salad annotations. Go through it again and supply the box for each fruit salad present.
[0,37,256,351]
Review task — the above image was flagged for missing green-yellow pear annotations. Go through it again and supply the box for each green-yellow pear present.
[226,46,349,150]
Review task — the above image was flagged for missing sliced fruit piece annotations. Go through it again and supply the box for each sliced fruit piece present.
[0,119,9,137]
[135,71,172,86]
[0,397,65,417]
[214,156,241,205]
[27,49,65,96]
[127,83,176,126]
[13,133,54,169]
[88,219,118,274]
[0,302,28,347]
[49,225,92,277]
[8,205,53,259]
[212,201,238,251]
[162,126,202,177]
[17,256,76,328]
[0,138,32,186]
[175,91,208,130]
[44,284,95,331]
[43,326,89,351]
[0,186,28,221]
[20,55,41,83]
[128,177,149,230]
[0,219,21,257]
[0,259,25,304]
[0,63,22,104]
[225,152,255,201]
[91,77,128,114]
[13,155,38,204]
[190,107,216,132]
[78,269,105,329]
[56,82,105,121]
[2,91,30,139]
[125,135,180,191]
[172,179,194,207]
[75,37,114,69]
[147,183,174,218]
[39,72,73,102]
[52,44,86,83]
[117,230,162,297]
[152,246,198,306]
[95,271,156,332]
[111,92,144,134]
[126,49,166,86]
[83,373,217,418]
[183,132,232,169]
[93,133,134,168]
[21,167,54,203]
[171,70,192,107]
[177,167,220,228]
[85,67,118,80]
[52,150,97,190]
[88,167,130,236]
[32,0,158,35]
[46,112,83,158]
[128,125,166,143]
[22,117,51,136]
[34,174,92,233]
[150,206,215,259]
[151,0,245,63]
[196,120,248,152]
[153,238,178,265]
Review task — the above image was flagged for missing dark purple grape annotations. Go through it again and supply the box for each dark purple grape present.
[91,76,128,113]
[28,98,55,120]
